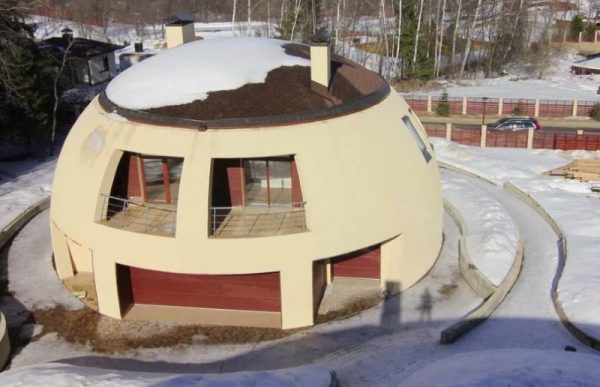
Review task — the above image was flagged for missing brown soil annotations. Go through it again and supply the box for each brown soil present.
[315,294,382,325]
[437,283,459,298]
[28,293,382,354]
[145,44,385,121]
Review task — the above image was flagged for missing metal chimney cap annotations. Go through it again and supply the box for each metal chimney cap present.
[311,32,331,46]
[61,27,73,34]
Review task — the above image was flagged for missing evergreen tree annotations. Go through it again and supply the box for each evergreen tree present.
[436,88,450,116]
[0,1,53,157]
[571,15,584,35]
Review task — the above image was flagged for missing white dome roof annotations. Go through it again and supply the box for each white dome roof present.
[106,38,310,110]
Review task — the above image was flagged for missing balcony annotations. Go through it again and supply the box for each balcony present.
[210,203,307,238]
[99,194,177,237]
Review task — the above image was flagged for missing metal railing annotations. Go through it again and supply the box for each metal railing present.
[210,202,307,238]
[99,194,177,236]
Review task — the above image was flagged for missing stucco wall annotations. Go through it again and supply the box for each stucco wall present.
[89,52,117,85]
[165,24,195,48]
[50,92,443,329]
[0,312,9,370]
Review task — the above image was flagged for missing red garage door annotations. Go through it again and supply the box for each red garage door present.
[331,244,381,279]
[118,265,281,313]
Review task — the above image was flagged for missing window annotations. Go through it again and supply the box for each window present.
[101,56,110,72]
[402,115,432,163]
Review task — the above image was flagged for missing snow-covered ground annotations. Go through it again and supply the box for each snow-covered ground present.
[432,137,600,341]
[0,363,334,387]
[442,172,519,286]
[399,349,600,387]
[2,146,600,383]
[0,158,55,231]
[409,53,600,101]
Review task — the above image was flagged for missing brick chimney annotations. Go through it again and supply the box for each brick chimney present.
[165,13,195,49]
[310,32,331,94]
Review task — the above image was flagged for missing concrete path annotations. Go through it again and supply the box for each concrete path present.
[442,170,588,353]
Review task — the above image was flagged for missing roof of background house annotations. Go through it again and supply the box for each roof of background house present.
[102,38,387,128]
[40,37,125,58]
[165,13,194,26]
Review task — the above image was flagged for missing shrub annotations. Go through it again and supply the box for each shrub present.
[436,88,450,116]
[590,103,600,121]
[512,100,525,116]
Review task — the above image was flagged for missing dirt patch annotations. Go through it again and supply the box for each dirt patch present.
[315,294,382,325]
[31,306,303,353]
[437,284,459,298]
[28,293,382,354]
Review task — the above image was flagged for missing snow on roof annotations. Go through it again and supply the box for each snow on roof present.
[573,56,600,70]
[105,38,310,110]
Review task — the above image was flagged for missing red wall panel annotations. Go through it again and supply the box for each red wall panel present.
[291,159,303,204]
[226,162,245,206]
[331,245,381,279]
[127,154,142,198]
[128,267,281,312]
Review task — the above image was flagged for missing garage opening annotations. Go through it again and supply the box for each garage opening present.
[330,244,381,280]
[116,265,282,327]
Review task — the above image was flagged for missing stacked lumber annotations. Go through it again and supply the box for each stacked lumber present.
[546,159,600,182]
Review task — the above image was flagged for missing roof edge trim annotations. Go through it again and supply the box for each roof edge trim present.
[98,83,391,130]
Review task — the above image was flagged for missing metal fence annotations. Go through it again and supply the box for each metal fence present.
[404,95,598,118]
[210,203,307,238]
[100,194,177,236]
[423,123,600,151]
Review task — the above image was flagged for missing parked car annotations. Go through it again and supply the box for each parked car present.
[488,117,542,131]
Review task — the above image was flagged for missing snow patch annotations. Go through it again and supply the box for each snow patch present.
[106,38,310,110]
[399,349,600,387]
[433,138,600,341]
[0,363,334,387]
[442,171,519,286]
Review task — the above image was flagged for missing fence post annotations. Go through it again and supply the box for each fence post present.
[445,122,452,140]
[427,96,433,113]
[578,31,583,43]
[527,128,534,149]
[480,125,487,148]
[572,100,578,117]
[462,96,468,115]
[534,99,540,117]
[497,98,503,115]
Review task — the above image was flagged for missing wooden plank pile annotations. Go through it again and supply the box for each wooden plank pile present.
[546,159,600,182]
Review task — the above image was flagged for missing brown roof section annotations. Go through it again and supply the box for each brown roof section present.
[144,44,385,122]
[100,42,389,129]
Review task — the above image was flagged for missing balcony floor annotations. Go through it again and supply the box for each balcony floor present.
[212,206,306,238]
[101,203,176,237]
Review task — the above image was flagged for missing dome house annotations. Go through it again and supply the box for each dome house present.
[50,35,443,329]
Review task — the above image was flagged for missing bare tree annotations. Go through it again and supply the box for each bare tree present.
[435,0,446,77]
[50,37,74,156]
[458,0,482,79]
[450,0,462,78]
[232,0,237,35]
[247,0,252,36]
[412,0,424,67]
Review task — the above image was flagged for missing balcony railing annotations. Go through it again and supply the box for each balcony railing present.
[210,203,307,238]
[99,194,177,236]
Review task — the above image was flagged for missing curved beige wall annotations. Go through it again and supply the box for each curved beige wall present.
[0,312,9,370]
[51,92,443,329]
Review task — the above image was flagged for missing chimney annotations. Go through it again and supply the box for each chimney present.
[310,32,331,93]
[165,13,195,49]
[134,41,144,53]
[61,27,74,43]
